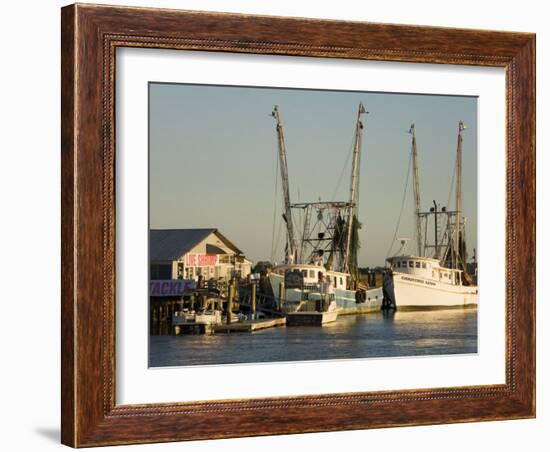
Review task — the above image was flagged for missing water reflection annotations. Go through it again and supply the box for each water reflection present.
[149,309,477,367]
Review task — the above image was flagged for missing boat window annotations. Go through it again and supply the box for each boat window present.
[301,270,307,277]
[409,261,414,268]
[340,277,343,285]
[415,261,421,268]
[401,261,406,267]
[395,262,400,268]
[422,262,426,269]
[309,270,315,279]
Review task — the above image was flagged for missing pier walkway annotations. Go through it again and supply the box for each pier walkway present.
[213,317,286,333]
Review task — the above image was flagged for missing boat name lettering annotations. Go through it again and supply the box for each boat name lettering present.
[401,276,437,286]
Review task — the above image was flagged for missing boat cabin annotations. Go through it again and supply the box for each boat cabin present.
[271,264,348,290]
[387,255,463,286]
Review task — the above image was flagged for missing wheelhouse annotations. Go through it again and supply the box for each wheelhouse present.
[387,255,463,286]
[271,264,348,290]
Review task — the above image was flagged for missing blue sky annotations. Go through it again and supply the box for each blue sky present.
[149,83,477,267]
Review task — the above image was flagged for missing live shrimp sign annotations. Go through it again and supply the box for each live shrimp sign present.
[184,253,219,267]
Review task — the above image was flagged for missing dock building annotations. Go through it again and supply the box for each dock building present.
[150,228,252,282]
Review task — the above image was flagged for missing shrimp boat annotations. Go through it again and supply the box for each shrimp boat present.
[386,123,478,309]
[267,103,383,325]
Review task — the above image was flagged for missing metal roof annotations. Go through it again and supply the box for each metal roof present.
[149,229,243,261]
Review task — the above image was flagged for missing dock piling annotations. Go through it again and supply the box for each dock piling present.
[279,281,285,312]
[227,282,234,324]
[250,282,257,320]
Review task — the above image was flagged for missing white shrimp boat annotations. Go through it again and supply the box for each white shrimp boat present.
[386,255,477,309]
[386,122,478,309]
[266,104,383,322]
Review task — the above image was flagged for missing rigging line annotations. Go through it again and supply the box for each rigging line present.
[446,158,457,210]
[330,128,356,202]
[436,154,457,253]
[273,214,284,265]
[270,147,280,263]
[297,207,304,260]
[385,150,413,259]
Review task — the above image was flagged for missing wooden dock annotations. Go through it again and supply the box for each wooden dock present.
[213,317,286,333]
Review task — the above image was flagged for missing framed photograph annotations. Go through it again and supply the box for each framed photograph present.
[61,3,535,447]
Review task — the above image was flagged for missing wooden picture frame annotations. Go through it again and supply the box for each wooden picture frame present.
[61,3,535,447]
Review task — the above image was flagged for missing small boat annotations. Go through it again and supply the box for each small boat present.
[172,309,222,334]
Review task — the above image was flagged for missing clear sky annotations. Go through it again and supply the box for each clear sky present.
[149,83,477,267]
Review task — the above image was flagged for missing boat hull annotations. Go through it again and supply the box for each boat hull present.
[268,272,383,314]
[392,272,478,309]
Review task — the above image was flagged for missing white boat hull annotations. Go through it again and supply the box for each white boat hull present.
[392,272,477,309]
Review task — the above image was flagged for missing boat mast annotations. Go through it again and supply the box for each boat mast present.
[271,106,297,264]
[410,124,423,257]
[454,121,465,269]
[432,200,440,259]
[344,102,367,274]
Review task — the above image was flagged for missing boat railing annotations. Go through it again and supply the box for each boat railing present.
[302,283,321,292]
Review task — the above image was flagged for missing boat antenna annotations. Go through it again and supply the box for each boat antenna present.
[396,237,410,256]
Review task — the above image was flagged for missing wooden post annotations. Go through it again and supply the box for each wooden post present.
[233,276,239,310]
[250,282,256,320]
[279,281,285,312]
[227,283,234,324]
[161,305,165,335]
[167,303,172,334]
[151,304,157,335]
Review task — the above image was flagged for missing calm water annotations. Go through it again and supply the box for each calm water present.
[149,310,477,367]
